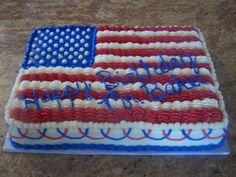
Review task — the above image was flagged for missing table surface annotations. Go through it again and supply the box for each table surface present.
[0,0,236,177]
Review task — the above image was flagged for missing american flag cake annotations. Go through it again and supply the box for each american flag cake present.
[5,25,228,151]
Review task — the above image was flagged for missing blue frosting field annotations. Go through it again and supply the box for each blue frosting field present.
[21,25,96,69]
[10,138,225,152]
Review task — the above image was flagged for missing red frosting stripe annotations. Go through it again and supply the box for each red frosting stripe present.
[16,89,218,103]
[20,73,213,85]
[92,62,211,70]
[97,26,198,32]
[10,107,223,123]
[95,48,206,56]
[96,36,201,44]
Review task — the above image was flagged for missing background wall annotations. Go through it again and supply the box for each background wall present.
[0,0,236,177]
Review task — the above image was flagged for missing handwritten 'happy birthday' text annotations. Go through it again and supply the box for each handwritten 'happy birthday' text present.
[20,54,207,112]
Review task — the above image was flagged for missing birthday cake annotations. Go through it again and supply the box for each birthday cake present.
[5,25,228,152]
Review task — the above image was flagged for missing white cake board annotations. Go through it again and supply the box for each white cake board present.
[3,132,230,155]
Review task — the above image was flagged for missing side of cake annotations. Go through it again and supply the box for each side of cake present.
[5,25,228,151]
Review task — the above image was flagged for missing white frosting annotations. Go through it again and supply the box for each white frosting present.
[17,80,217,93]
[11,98,219,111]
[96,41,203,49]
[97,30,199,37]
[6,116,228,130]
[19,66,211,77]
[82,59,87,65]
[84,43,89,48]
[94,55,209,64]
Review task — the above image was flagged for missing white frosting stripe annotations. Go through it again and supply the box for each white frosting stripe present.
[11,98,219,111]
[20,67,211,77]
[94,55,209,64]
[96,30,199,38]
[17,80,217,93]
[96,41,203,50]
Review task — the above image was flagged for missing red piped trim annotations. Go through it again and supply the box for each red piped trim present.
[9,129,29,139]
[78,128,110,140]
[37,129,68,140]
[95,48,205,57]
[122,129,151,140]
[163,129,192,141]
[97,26,198,32]
[96,36,201,44]
[19,73,212,85]
[92,62,211,70]
[10,107,223,124]
[16,89,218,103]
[202,129,225,139]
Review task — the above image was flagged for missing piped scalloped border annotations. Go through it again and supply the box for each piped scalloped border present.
[4,26,229,131]
[10,137,225,151]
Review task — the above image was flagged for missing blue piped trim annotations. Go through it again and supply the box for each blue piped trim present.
[90,26,96,66]
[181,129,210,141]
[10,138,225,152]
[17,128,45,140]
[141,129,171,140]
[56,128,87,139]
[100,128,131,140]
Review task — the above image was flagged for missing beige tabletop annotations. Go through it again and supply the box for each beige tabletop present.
[0,0,236,177]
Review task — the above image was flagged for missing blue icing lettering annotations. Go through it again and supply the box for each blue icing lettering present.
[164,82,178,95]
[21,81,92,111]
[97,90,138,112]
[181,54,199,75]
[192,57,199,75]
[158,54,170,74]
[94,54,205,111]
[96,70,119,90]
[169,57,181,69]
[139,73,204,102]
[83,81,92,100]
[20,53,205,113]
[40,91,51,102]
[140,83,166,101]
[24,90,40,111]
[130,63,148,81]
[124,72,135,85]
[64,85,79,97]
[51,89,66,111]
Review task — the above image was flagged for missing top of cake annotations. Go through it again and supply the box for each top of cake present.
[5,25,228,130]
